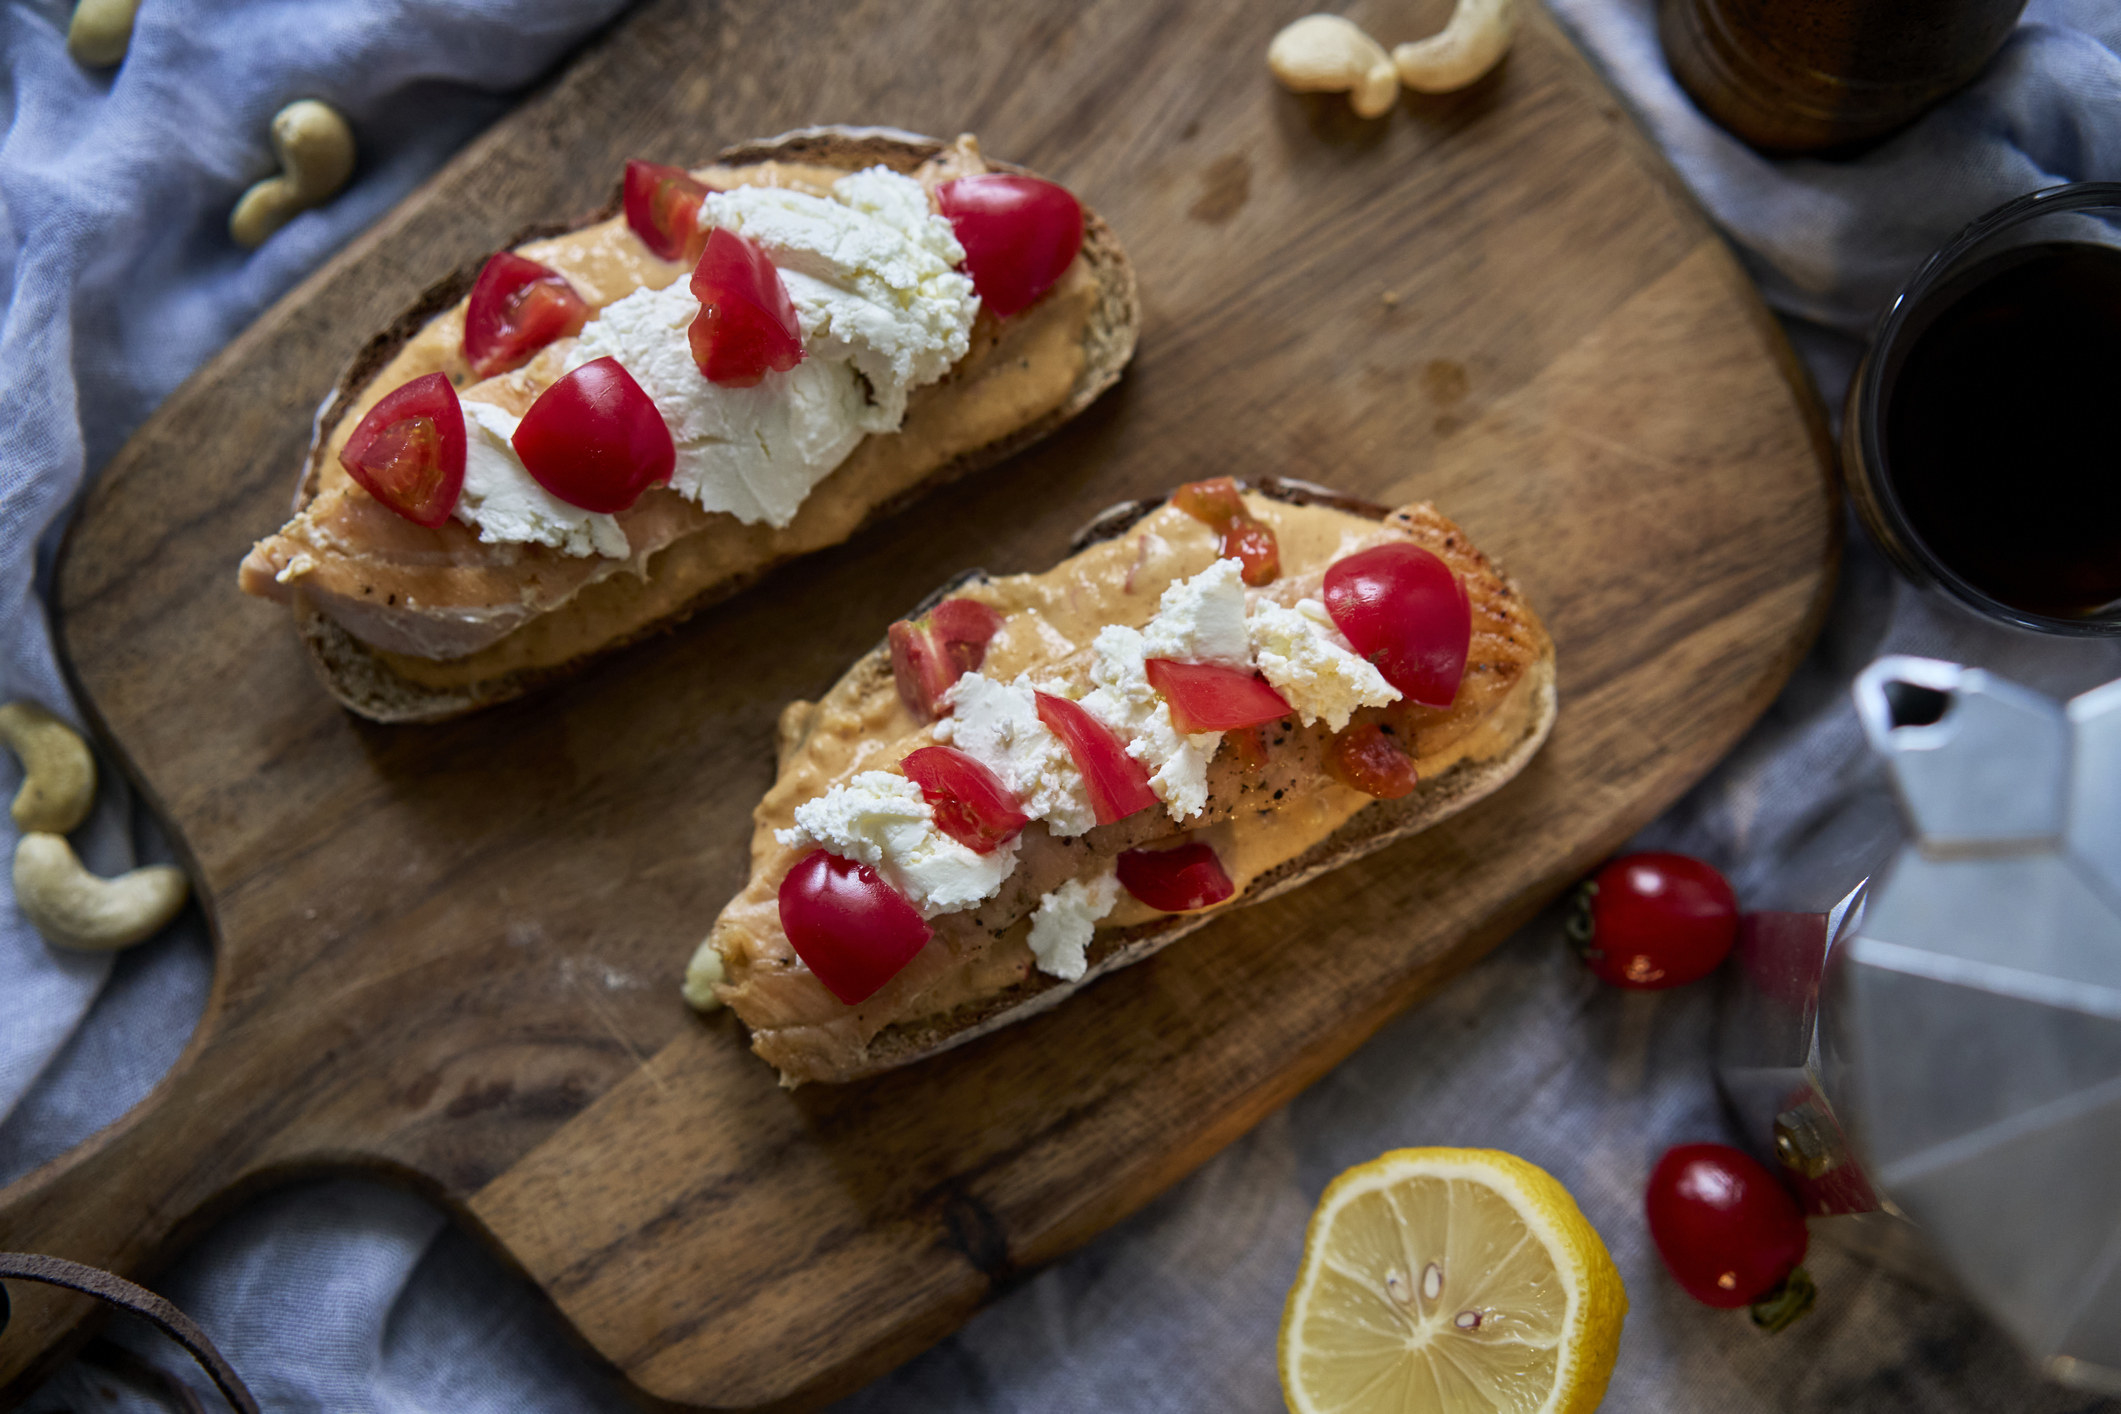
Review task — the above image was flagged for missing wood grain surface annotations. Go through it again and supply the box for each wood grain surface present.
[0,0,1836,1405]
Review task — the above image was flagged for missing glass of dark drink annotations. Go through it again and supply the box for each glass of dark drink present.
[1844,183,2121,634]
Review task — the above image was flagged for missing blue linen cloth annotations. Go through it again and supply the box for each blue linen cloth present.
[7,0,2121,1409]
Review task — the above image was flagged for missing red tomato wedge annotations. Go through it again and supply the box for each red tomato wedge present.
[777,850,932,1006]
[900,746,1031,854]
[1034,692,1158,825]
[1144,659,1292,734]
[1323,543,1472,707]
[337,372,466,528]
[688,227,804,387]
[462,252,590,379]
[935,173,1083,319]
[1171,476,1280,586]
[888,597,1005,722]
[511,356,673,514]
[622,159,710,263]
[1328,720,1420,799]
[1116,841,1235,913]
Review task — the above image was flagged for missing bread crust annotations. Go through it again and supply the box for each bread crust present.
[284,127,1140,723]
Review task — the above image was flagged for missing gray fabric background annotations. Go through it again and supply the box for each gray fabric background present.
[7,0,2121,1408]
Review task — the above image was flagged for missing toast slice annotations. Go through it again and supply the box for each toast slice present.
[242,128,1139,723]
[704,481,1556,1085]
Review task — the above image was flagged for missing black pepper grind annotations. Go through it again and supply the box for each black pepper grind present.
[1658,0,2029,153]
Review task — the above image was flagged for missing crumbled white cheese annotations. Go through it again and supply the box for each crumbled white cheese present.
[1081,624,1219,821]
[1142,558,1251,667]
[453,400,630,558]
[1026,868,1122,981]
[935,673,1096,837]
[1248,597,1399,731]
[776,771,1016,919]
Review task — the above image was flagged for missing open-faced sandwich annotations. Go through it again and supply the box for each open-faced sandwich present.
[238,128,1138,721]
[693,479,1556,1085]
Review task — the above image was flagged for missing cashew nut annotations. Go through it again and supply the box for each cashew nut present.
[229,100,355,250]
[66,0,140,68]
[14,833,187,952]
[682,937,726,1011]
[1268,14,1400,119]
[0,702,96,835]
[1393,0,1516,93]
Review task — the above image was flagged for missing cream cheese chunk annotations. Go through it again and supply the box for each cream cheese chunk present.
[935,672,1097,837]
[1081,624,1220,822]
[777,770,1017,919]
[1026,868,1122,981]
[453,400,630,558]
[1142,557,1251,667]
[1248,597,1399,731]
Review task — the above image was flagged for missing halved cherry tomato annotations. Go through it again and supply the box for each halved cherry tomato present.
[1116,841,1235,912]
[1646,1143,1814,1330]
[935,173,1084,319]
[463,252,590,379]
[1327,720,1421,799]
[688,227,804,387]
[511,356,673,514]
[623,159,710,263]
[1571,852,1738,990]
[777,850,932,1006]
[1171,476,1280,586]
[888,597,1006,722]
[900,745,1030,854]
[1035,692,1158,825]
[337,372,466,528]
[1144,659,1291,734]
[1323,543,1471,707]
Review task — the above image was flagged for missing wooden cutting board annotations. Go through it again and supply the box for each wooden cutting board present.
[0,0,1836,1404]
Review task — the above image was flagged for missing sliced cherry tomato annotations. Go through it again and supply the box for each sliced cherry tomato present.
[511,356,673,514]
[888,597,1006,722]
[1034,692,1158,825]
[1171,476,1281,586]
[688,227,804,387]
[1144,659,1291,734]
[777,850,932,1006]
[1570,852,1738,990]
[337,372,466,528]
[1116,841,1235,912]
[900,745,1030,854]
[935,173,1084,319]
[1227,723,1273,774]
[1327,720,1420,799]
[1323,542,1471,707]
[623,159,710,263]
[463,252,590,379]
[1646,1143,1814,1329]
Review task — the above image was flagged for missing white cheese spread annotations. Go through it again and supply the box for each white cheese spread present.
[1080,624,1219,822]
[935,672,1097,837]
[1248,597,1399,731]
[1026,869,1122,981]
[777,770,1016,919]
[453,399,630,558]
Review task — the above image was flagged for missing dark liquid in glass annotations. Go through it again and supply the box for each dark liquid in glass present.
[1881,241,2121,620]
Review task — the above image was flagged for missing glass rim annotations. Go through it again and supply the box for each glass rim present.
[1852,181,2121,636]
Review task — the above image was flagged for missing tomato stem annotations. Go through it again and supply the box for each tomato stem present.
[1749,1267,1817,1333]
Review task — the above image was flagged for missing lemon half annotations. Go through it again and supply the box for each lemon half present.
[1279,1148,1627,1414]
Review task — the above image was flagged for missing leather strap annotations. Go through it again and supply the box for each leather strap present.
[0,1252,260,1413]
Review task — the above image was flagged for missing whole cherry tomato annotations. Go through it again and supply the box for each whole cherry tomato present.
[900,745,1030,854]
[622,159,710,263]
[1327,719,1420,799]
[1144,659,1291,734]
[1117,841,1235,912]
[777,850,931,1006]
[1570,852,1738,989]
[1035,691,1158,825]
[337,371,466,527]
[888,597,1005,722]
[1323,543,1471,707]
[511,356,674,515]
[688,227,804,387]
[1646,1143,1815,1330]
[1171,477,1280,585]
[463,252,589,379]
[935,173,1083,318]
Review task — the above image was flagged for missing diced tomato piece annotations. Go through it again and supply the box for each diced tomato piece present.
[688,228,804,387]
[901,745,1031,854]
[1034,692,1158,825]
[337,372,466,528]
[935,173,1084,319]
[1227,723,1273,773]
[463,252,590,379]
[777,850,932,1006]
[1323,543,1471,707]
[623,159,710,263]
[1328,720,1421,799]
[511,356,673,514]
[1171,476,1281,585]
[1116,841,1235,912]
[887,597,1006,722]
[1144,659,1291,734]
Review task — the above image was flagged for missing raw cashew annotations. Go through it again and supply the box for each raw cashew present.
[1268,14,1400,119]
[229,100,355,250]
[66,0,140,68]
[0,702,96,834]
[1393,0,1516,93]
[14,833,188,952]
[682,937,726,1011]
